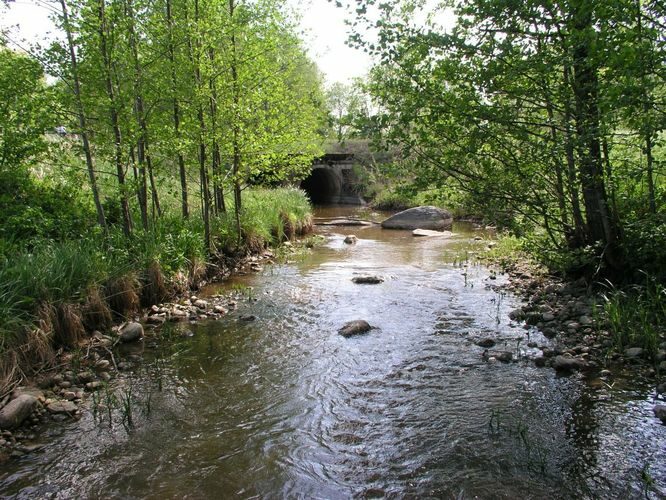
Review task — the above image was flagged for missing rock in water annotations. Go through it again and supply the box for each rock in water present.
[625,347,644,358]
[0,395,38,429]
[412,229,454,237]
[352,276,383,285]
[476,338,496,348]
[119,322,144,343]
[47,401,78,414]
[654,405,666,424]
[381,206,453,230]
[338,320,373,337]
[343,235,357,244]
[553,355,587,372]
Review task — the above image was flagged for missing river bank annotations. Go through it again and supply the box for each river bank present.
[0,206,664,497]
[0,188,315,453]
[483,249,666,425]
[0,238,323,461]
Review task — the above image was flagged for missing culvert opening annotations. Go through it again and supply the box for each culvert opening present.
[300,167,341,204]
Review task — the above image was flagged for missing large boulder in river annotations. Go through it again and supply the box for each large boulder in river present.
[0,394,38,429]
[381,206,453,230]
[338,320,373,337]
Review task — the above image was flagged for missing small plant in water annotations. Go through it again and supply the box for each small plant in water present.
[119,382,134,432]
[641,462,655,499]
[104,383,116,428]
[488,408,502,434]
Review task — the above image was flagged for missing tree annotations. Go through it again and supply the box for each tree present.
[0,46,52,174]
[344,0,664,275]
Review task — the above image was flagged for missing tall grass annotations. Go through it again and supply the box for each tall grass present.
[601,274,666,357]
[0,187,312,376]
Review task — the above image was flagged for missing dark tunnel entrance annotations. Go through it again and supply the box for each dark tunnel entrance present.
[300,167,342,204]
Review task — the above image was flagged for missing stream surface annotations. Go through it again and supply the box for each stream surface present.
[1,206,665,498]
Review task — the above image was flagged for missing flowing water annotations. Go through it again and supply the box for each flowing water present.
[1,206,665,498]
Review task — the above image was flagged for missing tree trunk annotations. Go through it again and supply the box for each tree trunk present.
[190,0,211,252]
[229,0,242,243]
[59,0,107,232]
[562,64,586,248]
[645,132,656,214]
[166,0,189,218]
[635,0,657,214]
[570,0,621,268]
[208,47,225,214]
[98,0,132,237]
[127,0,160,226]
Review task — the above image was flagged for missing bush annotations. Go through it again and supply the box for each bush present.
[0,170,95,244]
[371,186,418,211]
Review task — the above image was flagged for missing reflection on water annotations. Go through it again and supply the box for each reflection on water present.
[1,206,664,498]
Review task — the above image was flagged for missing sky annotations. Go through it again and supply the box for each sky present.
[0,0,373,85]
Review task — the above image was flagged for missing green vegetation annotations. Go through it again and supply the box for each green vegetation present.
[339,0,664,281]
[601,276,666,356]
[0,0,325,392]
[328,0,666,353]
[0,186,312,388]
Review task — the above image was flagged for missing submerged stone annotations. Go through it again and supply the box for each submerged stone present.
[476,338,496,348]
[338,320,373,338]
[412,229,454,237]
[553,355,587,372]
[352,276,383,285]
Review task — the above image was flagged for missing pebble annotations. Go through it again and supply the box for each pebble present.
[553,355,587,372]
[476,338,496,348]
[46,401,78,414]
[146,315,166,325]
[77,372,95,384]
[625,347,644,358]
[62,391,77,401]
[95,360,111,371]
[579,315,593,325]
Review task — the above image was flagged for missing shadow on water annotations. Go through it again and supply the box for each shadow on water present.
[1,206,664,498]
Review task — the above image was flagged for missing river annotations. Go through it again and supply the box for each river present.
[1,206,665,498]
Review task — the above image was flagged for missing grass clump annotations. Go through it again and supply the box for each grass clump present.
[370,187,418,211]
[601,274,666,357]
[481,234,525,269]
[222,188,313,251]
[0,187,314,393]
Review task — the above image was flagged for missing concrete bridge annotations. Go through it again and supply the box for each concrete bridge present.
[300,153,364,205]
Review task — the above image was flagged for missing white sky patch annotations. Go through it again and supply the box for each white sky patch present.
[288,0,373,85]
[2,0,374,85]
[1,0,60,47]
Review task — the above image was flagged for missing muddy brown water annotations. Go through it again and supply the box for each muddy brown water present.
[1,206,665,498]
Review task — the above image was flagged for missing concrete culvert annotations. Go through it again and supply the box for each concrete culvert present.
[300,167,342,204]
